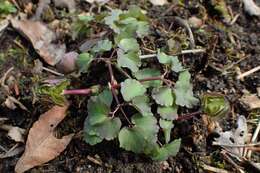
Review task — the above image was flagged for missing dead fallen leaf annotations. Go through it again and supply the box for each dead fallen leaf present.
[240,94,260,110]
[0,124,25,143]
[242,0,260,16]
[214,116,247,156]
[149,0,168,6]
[7,126,26,143]
[56,51,79,74]
[11,19,66,66]
[15,105,74,173]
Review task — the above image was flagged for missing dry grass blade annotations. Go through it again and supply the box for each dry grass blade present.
[15,104,74,173]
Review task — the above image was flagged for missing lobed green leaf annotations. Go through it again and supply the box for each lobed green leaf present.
[152,86,174,106]
[174,70,199,108]
[132,96,153,116]
[121,79,146,101]
[134,68,162,88]
[117,50,141,72]
[159,119,174,144]
[158,105,178,120]
[76,53,93,73]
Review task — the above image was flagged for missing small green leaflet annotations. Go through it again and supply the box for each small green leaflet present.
[119,127,147,153]
[158,105,178,120]
[159,119,174,143]
[117,50,141,72]
[118,38,139,52]
[84,132,103,146]
[118,114,159,153]
[136,21,149,38]
[92,39,112,53]
[157,51,184,72]
[76,53,93,73]
[92,117,121,140]
[119,17,149,38]
[120,5,148,22]
[121,79,146,101]
[152,87,173,106]
[104,9,123,33]
[132,96,153,116]
[157,51,172,64]
[84,90,121,145]
[131,114,159,143]
[87,96,110,125]
[170,56,184,73]
[174,70,199,108]
[0,1,17,14]
[151,139,181,161]
[134,68,162,88]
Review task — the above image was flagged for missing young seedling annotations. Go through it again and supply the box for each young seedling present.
[63,6,207,161]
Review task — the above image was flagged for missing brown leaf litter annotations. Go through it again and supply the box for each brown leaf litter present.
[15,104,74,173]
[11,19,66,66]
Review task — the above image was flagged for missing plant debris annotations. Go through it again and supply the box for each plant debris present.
[15,105,74,173]
[11,19,66,66]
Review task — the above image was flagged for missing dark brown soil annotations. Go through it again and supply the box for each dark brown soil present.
[0,0,259,173]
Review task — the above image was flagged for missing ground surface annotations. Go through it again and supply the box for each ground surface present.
[0,0,260,173]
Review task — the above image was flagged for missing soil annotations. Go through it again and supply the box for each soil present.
[0,0,260,173]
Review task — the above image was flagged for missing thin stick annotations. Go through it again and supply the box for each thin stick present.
[176,111,201,121]
[42,67,64,76]
[220,150,244,173]
[247,119,260,158]
[174,16,195,48]
[230,14,240,25]
[201,163,229,173]
[107,61,132,126]
[237,66,260,80]
[139,49,206,59]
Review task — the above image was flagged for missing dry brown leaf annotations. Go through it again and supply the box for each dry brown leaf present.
[242,0,260,16]
[0,124,25,143]
[15,105,74,173]
[11,19,66,66]
[240,94,260,110]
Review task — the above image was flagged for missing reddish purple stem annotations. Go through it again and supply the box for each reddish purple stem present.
[63,88,92,95]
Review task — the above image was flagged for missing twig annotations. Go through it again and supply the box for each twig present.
[230,14,240,25]
[201,163,229,173]
[42,67,64,76]
[221,150,245,173]
[139,49,206,59]
[174,16,195,49]
[180,49,205,54]
[106,60,132,126]
[246,119,260,158]
[176,111,201,121]
[237,66,260,80]
[113,64,131,78]
[0,144,8,152]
